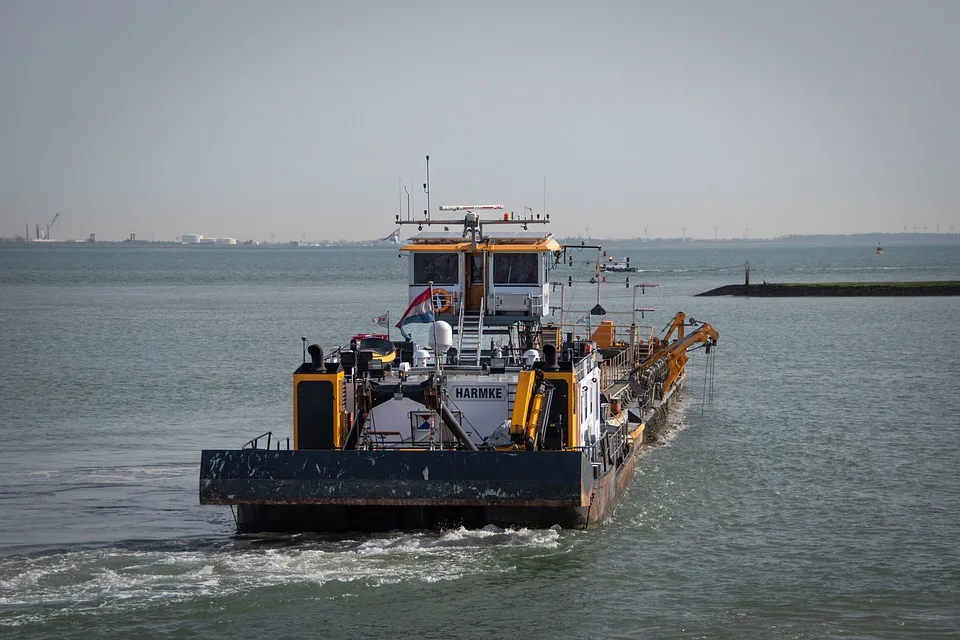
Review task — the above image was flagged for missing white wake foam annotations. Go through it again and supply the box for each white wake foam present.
[0,526,561,627]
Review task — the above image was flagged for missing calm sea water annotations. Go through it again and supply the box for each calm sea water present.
[1,242,958,638]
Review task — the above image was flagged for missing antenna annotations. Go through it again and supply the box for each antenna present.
[398,178,402,221]
[423,155,431,221]
[543,177,547,218]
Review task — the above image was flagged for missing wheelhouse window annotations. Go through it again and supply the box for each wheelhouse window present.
[413,253,458,285]
[493,253,539,285]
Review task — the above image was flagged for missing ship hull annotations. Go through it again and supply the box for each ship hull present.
[222,446,638,533]
[202,448,604,532]
[200,386,681,533]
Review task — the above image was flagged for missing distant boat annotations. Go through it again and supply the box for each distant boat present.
[601,262,637,273]
[876,243,883,255]
[601,256,636,272]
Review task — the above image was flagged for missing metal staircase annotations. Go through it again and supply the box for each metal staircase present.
[456,297,485,366]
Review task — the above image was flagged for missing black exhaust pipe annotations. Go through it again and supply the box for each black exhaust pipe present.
[307,344,324,371]
[543,343,560,371]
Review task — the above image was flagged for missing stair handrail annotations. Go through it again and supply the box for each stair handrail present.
[456,292,466,357]
[474,294,485,365]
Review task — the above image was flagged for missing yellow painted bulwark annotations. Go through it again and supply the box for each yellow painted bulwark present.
[292,371,345,450]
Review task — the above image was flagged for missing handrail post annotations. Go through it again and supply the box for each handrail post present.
[475,293,485,365]
[456,290,466,358]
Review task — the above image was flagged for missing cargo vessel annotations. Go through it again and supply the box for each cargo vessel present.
[199,192,718,533]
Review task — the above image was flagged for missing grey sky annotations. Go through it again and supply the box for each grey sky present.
[1,0,957,241]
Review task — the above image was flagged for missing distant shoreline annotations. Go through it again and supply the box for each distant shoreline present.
[2,231,959,247]
[0,240,393,248]
[697,282,960,297]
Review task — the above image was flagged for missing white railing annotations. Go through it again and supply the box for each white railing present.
[473,294,485,365]
[456,295,466,357]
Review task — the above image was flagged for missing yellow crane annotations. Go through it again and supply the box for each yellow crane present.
[509,369,554,451]
[634,312,718,396]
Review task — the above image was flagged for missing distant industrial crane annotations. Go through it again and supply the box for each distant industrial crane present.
[40,212,60,240]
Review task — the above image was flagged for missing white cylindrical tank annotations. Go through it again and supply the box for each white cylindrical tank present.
[215,237,237,245]
[413,349,431,367]
[523,348,540,367]
[182,233,203,244]
[429,321,453,354]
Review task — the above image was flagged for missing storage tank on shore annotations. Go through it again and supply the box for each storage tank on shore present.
[215,237,237,245]
[182,234,203,244]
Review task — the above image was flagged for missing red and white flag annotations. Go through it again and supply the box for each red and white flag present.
[395,287,434,338]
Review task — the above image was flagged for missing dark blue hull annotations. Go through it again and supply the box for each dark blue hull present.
[199,447,637,532]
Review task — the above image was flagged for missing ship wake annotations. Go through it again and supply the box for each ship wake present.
[0,526,561,628]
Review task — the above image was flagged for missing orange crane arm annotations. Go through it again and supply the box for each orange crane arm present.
[658,322,719,391]
[658,312,687,345]
[632,318,719,392]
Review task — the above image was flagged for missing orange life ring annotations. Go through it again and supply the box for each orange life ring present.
[432,288,452,314]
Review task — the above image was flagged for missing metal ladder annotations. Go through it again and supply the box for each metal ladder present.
[457,296,485,366]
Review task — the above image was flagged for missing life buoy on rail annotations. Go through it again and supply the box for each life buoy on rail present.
[432,288,452,314]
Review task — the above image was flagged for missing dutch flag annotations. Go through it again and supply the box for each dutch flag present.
[395,286,434,339]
